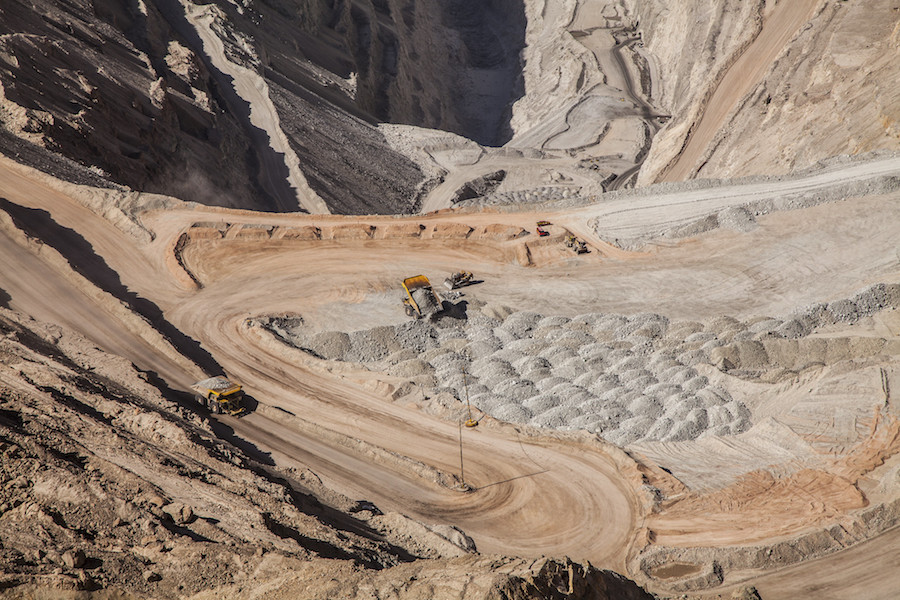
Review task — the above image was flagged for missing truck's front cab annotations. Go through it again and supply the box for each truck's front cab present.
[210,387,244,415]
[192,377,246,416]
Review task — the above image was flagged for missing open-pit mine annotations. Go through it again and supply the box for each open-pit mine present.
[1,0,899,598]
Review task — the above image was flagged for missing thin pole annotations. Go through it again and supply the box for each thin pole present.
[464,367,472,421]
[458,419,465,485]
[463,355,477,427]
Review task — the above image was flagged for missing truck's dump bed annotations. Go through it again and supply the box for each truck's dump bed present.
[402,275,432,292]
[191,376,241,396]
[402,275,441,317]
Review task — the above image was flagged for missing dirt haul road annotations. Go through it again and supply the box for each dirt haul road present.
[1,152,900,587]
[660,0,822,182]
[0,158,641,569]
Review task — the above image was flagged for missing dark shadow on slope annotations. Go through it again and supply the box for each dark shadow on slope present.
[204,415,276,467]
[149,0,300,212]
[157,518,216,544]
[261,471,421,567]
[260,512,386,566]
[438,0,527,146]
[337,0,526,147]
[0,199,222,378]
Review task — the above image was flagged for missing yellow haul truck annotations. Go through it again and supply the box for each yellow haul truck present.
[402,275,442,318]
[191,376,245,416]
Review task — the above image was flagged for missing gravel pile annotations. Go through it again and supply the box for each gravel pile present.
[345,327,401,362]
[456,186,582,208]
[263,283,900,445]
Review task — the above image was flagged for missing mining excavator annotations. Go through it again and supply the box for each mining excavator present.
[565,234,589,254]
[444,270,473,290]
[402,275,442,319]
[191,376,245,416]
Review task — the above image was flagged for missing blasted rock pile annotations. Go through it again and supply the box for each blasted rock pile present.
[264,310,751,445]
[263,283,900,445]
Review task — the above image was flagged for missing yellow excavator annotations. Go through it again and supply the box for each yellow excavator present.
[444,270,473,290]
[565,234,589,254]
[191,377,245,416]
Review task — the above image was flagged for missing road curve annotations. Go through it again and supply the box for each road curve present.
[3,151,900,581]
[163,225,641,567]
[0,157,641,569]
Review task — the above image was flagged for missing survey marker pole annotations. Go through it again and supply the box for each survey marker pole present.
[458,419,465,486]
[463,363,478,428]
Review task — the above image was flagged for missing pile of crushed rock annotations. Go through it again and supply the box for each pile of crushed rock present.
[263,283,900,446]
[456,185,581,208]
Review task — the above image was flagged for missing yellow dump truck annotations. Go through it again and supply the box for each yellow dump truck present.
[191,376,245,416]
[402,275,442,318]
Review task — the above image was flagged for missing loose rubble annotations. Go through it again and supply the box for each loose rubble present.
[264,283,900,447]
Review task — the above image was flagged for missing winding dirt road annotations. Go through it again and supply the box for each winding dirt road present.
[150,208,644,566]
[2,152,900,590]
[660,0,822,182]
[0,159,642,570]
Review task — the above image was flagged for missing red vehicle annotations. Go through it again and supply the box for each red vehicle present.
[536,227,549,237]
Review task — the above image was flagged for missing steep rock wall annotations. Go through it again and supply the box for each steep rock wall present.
[634,0,900,183]
[628,0,765,120]
[687,0,900,179]
[0,0,530,213]
[338,0,526,146]
[507,0,597,143]
[630,0,766,184]
[0,0,265,208]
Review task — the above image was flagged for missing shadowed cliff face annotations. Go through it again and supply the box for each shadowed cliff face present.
[0,0,267,208]
[342,0,527,146]
[0,0,526,213]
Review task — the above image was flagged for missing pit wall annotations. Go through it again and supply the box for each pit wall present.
[336,0,526,145]
[177,219,600,276]
[636,494,900,593]
[625,0,765,119]
[629,0,767,184]
[637,1,900,183]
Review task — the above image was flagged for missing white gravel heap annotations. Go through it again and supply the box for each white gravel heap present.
[263,282,900,445]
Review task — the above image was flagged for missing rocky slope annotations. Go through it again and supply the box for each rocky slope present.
[0,0,265,208]
[2,0,898,214]
[685,0,900,179]
[0,306,653,599]
[0,0,531,214]
[0,0,428,214]
[637,0,900,183]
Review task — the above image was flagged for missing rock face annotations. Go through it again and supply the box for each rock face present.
[630,0,765,127]
[339,0,527,146]
[3,0,895,213]
[0,0,530,213]
[0,0,264,207]
[0,0,431,214]
[684,0,900,179]
[636,0,900,183]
